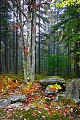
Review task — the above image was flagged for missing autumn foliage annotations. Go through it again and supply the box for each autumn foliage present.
[9,24,20,29]
[0,74,80,119]
[18,46,29,54]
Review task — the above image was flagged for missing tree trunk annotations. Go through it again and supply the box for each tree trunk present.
[38,5,41,74]
[26,0,31,81]
[4,12,8,73]
[19,0,27,81]
[31,0,36,82]
[75,42,80,77]
[0,18,2,73]
[15,2,19,74]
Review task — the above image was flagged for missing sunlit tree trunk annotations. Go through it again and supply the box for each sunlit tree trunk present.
[26,0,31,81]
[0,2,1,69]
[38,5,41,74]
[19,0,27,81]
[26,0,36,82]
[31,0,36,82]
[0,16,2,73]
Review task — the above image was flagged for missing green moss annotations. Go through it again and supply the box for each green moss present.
[51,112,72,120]
[0,109,7,120]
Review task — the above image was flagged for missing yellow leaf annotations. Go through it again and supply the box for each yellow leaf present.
[48,84,62,90]
[25,83,32,90]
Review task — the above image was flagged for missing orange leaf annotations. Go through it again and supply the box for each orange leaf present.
[50,88,56,91]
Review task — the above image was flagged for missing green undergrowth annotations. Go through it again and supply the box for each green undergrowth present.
[1,72,78,83]
[0,73,24,83]
[3,73,61,82]
[34,74,63,82]
[0,108,74,120]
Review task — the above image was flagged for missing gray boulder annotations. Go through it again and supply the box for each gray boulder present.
[0,94,26,108]
[65,79,79,102]
[40,78,66,91]
[10,94,26,103]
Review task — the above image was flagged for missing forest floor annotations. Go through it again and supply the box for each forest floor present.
[0,74,80,120]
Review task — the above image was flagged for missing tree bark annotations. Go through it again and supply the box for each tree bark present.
[0,18,2,73]
[31,0,36,82]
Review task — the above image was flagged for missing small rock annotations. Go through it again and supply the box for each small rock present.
[44,86,58,95]
[9,94,26,103]
[23,107,30,111]
[74,99,80,104]
[0,98,11,108]
[10,102,22,108]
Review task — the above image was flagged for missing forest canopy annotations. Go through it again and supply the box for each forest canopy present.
[0,0,80,82]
